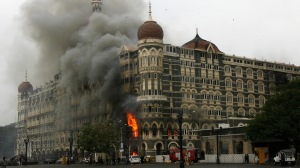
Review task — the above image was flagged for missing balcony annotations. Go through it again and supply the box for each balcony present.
[137,95,167,101]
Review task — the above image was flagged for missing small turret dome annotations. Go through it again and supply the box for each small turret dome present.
[18,81,33,93]
[18,71,33,93]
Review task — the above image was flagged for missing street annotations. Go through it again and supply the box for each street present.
[6,163,299,168]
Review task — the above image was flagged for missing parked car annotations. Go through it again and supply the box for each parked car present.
[44,159,56,164]
[129,156,141,164]
[83,157,90,164]
[7,157,20,166]
[56,158,63,164]
[274,149,296,166]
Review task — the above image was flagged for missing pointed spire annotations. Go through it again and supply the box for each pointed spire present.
[91,0,103,12]
[196,28,198,35]
[148,0,153,21]
[25,70,28,82]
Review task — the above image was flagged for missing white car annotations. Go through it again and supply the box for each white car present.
[129,156,141,164]
[274,149,296,166]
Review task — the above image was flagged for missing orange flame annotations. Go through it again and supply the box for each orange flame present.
[132,151,138,156]
[127,113,138,138]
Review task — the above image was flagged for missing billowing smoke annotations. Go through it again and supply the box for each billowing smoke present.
[20,0,144,118]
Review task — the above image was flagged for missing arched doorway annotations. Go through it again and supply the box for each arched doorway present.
[206,142,211,154]
[156,143,162,155]
[237,141,243,154]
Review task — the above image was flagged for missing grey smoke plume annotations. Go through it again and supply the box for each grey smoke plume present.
[20,0,145,114]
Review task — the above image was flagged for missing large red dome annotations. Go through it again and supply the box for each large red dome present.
[18,81,33,93]
[138,20,164,40]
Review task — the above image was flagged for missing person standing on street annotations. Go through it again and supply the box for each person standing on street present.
[1,156,7,168]
[244,154,249,163]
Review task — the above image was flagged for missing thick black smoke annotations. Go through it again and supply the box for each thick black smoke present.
[20,0,145,117]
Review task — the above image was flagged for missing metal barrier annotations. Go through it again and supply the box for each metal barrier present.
[200,154,255,164]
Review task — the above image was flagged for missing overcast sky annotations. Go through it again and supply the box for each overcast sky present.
[0,0,300,126]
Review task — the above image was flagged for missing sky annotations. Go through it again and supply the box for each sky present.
[0,0,300,126]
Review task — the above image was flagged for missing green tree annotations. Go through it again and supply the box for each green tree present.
[246,80,300,152]
[77,120,116,153]
[77,124,97,152]
[94,120,116,153]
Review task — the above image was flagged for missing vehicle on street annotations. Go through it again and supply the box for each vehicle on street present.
[274,149,295,166]
[44,159,56,164]
[129,155,141,164]
[56,158,63,164]
[83,157,90,164]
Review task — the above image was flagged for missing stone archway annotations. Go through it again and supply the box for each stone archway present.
[237,141,243,154]
[156,143,163,155]
[205,142,211,154]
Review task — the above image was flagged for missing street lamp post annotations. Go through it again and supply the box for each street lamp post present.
[118,120,125,159]
[120,127,123,157]
[69,136,73,163]
[24,137,29,165]
[212,127,222,164]
[177,110,185,168]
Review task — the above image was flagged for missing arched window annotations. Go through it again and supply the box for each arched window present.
[246,68,253,78]
[208,107,214,116]
[247,80,254,92]
[216,107,222,116]
[236,79,243,91]
[187,90,191,99]
[225,78,232,88]
[224,65,231,74]
[227,107,234,117]
[215,92,221,101]
[238,108,245,116]
[258,82,264,93]
[258,95,265,107]
[182,89,186,98]
[144,125,149,136]
[235,67,243,77]
[237,93,244,105]
[202,106,208,116]
[183,124,189,135]
[151,56,155,65]
[201,91,207,100]
[248,94,255,106]
[249,108,256,117]
[257,70,263,79]
[226,92,233,105]
[192,90,196,99]
[152,124,158,137]
[208,91,214,100]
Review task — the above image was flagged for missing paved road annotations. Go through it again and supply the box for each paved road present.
[5,163,300,168]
